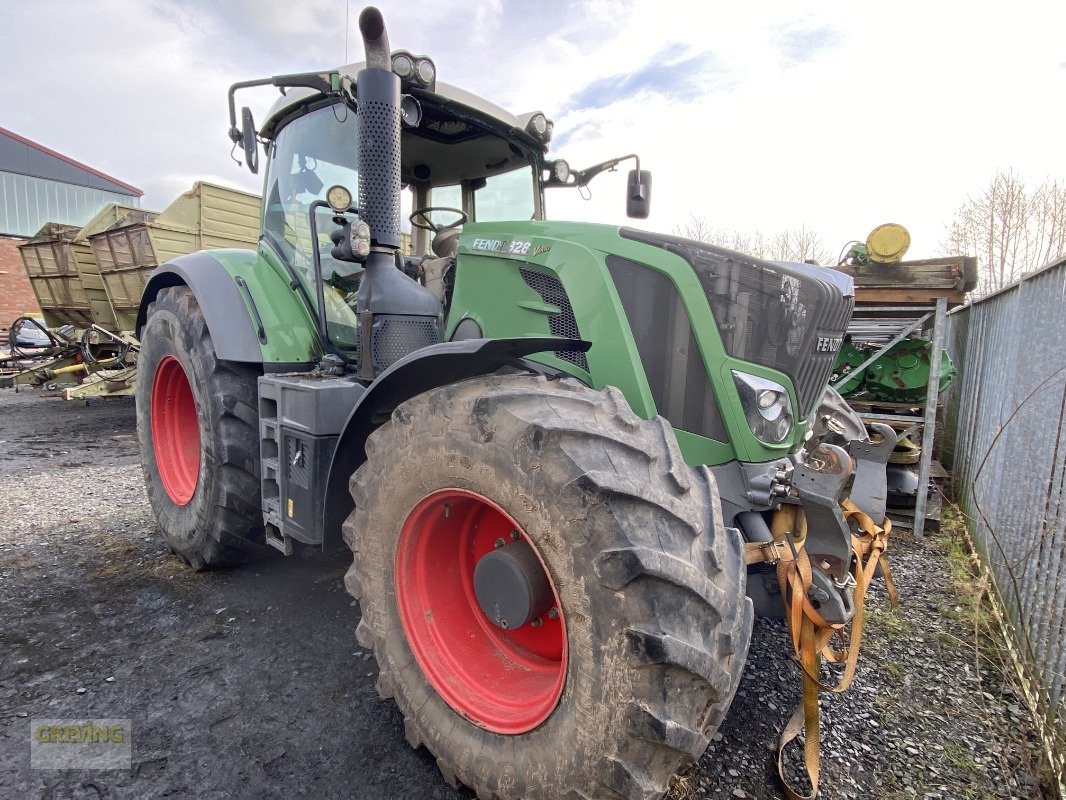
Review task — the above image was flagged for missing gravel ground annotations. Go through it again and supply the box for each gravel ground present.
[0,387,1056,799]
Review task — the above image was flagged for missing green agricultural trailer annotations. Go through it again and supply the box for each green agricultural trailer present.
[134,8,898,798]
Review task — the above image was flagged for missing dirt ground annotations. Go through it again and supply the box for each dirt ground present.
[0,387,1055,799]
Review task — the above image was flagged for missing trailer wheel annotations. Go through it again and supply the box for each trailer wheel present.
[343,374,752,800]
[136,285,269,569]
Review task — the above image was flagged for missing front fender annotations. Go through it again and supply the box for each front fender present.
[321,336,591,546]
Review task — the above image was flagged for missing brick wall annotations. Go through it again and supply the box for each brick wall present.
[0,236,40,333]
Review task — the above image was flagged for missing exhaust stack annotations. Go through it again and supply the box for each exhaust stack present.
[355,6,401,250]
[359,7,390,70]
[352,6,443,379]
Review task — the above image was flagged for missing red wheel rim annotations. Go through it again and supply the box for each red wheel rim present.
[395,489,567,734]
[151,355,200,506]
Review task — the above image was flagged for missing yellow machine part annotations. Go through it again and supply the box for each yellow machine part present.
[866,223,911,263]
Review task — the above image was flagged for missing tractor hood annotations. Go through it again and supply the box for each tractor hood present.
[619,228,855,419]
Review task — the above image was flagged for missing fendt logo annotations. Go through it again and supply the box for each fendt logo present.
[815,336,843,353]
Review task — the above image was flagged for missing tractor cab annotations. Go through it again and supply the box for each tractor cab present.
[241,61,568,365]
[256,64,549,258]
[238,59,647,365]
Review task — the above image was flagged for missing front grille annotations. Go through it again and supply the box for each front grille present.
[606,256,728,442]
[620,229,853,418]
[519,268,589,371]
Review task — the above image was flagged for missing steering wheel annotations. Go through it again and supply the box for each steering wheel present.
[409,206,468,234]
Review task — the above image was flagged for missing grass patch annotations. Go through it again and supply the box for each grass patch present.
[865,604,912,637]
[879,658,905,680]
[938,506,995,634]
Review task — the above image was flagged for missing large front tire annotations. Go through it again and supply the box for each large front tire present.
[344,374,752,800]
[136,285,269,569]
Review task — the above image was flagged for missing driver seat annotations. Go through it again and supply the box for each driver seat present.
[420,228,462,304]
[431,227,461,259]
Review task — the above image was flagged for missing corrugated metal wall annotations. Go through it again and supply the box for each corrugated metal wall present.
[0,171,140,238]
[942,256,1066,780]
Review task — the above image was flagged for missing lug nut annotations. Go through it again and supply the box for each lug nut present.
[547,607,559,620]
[494,538,505,549]
[530,617,542,628]
[509,529,520,540]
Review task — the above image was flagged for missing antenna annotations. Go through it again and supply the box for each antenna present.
[345,0,350,63]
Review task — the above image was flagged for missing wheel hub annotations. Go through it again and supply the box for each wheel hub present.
[473,540,554,630]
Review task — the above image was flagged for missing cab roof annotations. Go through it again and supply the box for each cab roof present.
[259,61,549,186]
[260,61,541,147]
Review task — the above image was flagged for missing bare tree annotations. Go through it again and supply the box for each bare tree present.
[674,215,829,264]
[1031,179,1066,270]
[942,170,1066,297]
[673,214,717,244]
[765,225,831,265]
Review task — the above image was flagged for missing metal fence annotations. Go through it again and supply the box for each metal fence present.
[941,255,1066,784]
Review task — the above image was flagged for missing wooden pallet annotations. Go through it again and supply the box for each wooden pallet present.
[834,256,975,308]
[855,286,966,307]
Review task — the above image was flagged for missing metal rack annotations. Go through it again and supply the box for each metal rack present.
[832,297,948,537]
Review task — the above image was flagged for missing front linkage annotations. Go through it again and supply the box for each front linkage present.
[746,399,900,798]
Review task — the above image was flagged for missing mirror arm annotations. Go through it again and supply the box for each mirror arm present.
[227,77,276,143]
[227,71,340,143]
[573,153,640,187]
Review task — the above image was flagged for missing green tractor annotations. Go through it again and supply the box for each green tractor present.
[136,8,894,798]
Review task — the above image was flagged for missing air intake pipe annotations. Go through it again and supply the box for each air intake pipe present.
[359,6,391,69]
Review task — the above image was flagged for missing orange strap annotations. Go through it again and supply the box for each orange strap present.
[745,501,898,799]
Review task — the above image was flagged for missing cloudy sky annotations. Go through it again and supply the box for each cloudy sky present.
[4,0,1064,258]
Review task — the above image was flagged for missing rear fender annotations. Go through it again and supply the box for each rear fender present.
[137,249,318,369]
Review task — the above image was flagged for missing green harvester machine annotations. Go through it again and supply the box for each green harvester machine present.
[17,7,909,798]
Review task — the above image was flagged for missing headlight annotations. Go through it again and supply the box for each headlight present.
[351,221,371,258]
[732,371,793,444]
[528,113,548,137]
[392,54,414,78]
[551,159,570,183]
[415,58,435,85]
[400,95,422,128]
[326,184,352,212]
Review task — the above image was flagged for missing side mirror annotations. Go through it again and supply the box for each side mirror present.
[626,169,651,219]
[241,107,259,174]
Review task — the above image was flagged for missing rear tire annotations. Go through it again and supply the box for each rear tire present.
[343,374,752,800]
[136,285,269,569]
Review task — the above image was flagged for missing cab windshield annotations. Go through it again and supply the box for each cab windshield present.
[429,167,536,228]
